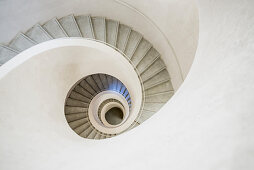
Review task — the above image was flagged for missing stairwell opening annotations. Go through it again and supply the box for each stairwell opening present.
[105,107,124,125]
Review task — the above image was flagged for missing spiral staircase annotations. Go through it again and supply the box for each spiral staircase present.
[0,14,174,139]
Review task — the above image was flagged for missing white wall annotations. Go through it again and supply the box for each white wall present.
[0,0,254,170]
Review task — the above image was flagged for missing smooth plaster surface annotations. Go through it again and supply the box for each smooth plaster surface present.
[0,0,254,170]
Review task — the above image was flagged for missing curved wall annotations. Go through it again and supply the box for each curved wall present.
[0,0,199,89]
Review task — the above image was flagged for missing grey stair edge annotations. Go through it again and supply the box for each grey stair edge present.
[0,44,20,53]
[139,54,161,75]
[127,34,143,59]
[145,91,174,97]
[142,67,167,83]
[144,78,171,90]
[28,24,53,40]
[67,116,88,124]
[10,32,37,46]
[122,26,132,52]
[134,44,153,67]
[36,24,53,39]
[71,14,83,37]
[55,17,69,37]
[88,15,95,39]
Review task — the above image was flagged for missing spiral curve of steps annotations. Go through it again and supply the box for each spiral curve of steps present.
[0,14,175,139]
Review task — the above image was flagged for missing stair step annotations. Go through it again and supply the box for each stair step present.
[136,47,160,74]
[141,58,166,81]
[74,85,93,99]
[58,14,82,37]
[123,88,129,98]
[70,90,91,103]
[106,19,119,46]
[124,30,142,59]
[91,17,106,42]
[80,126,93,138]
[100,134,107,139]
[143,102,165,112]
[25,24,52,43]
[75,15,94,38]
[111,77,118,91]
[87,129,97,139]
[120,86,126,94]
[80,80,96,96]
[116,80,122,92]
[145,92,174,103]
[94,132,101,139]
[65,112,88,122]
[42,18,68,38]
[143,69,170,89]
[99,74,109,89]
[69,117,88,129]
[131,39,152,66]
[106,74,114,90]
[92,74,105,91]
[75,121,90,134]
[9,33,36,51]
[116,24,131,52]
[137,110,155,123]
[65,106,88,114]
[66,98,89,107]
[85,76,101,93]
[145,80,174,95]
[0,45,19,65]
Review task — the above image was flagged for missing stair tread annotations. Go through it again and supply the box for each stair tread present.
[143,102,165,112]
[80,126,93,137]
[65,112,88,122]
[70,90,91,103]
[42,18,68,38]
[136,47,160,74]
[141,58,166,81]
[145,91,174,103]
[59,15,82,37]
[66,98,89,107]
[91,17,106,42]
[131,39,152,66]
[116,24,131,52]
[0,45,19,65]
[145,80,174,95]
[143,69,170,89]
[106,19,119,46]
[9,33,36,51]
[75,15,94,38]
[26,24,52,43]
[74,121,90,134]
[65,106,88,114]
[124,30,142,59]
[69,117,88,129]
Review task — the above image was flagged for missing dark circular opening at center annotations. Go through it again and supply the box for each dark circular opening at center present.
[105,107,124,125]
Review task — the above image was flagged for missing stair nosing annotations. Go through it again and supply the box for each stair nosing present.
[122,27,132,52]
[140,53,161,74]
[35,24,53,39]
[88,15,95,39]
[128,35,143,60]
[134,44,153,67]
[142,66,167,83]
[71,14,83,37]
[0,44,19,53]
[54,17,69,37]
[144,78,171,90]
